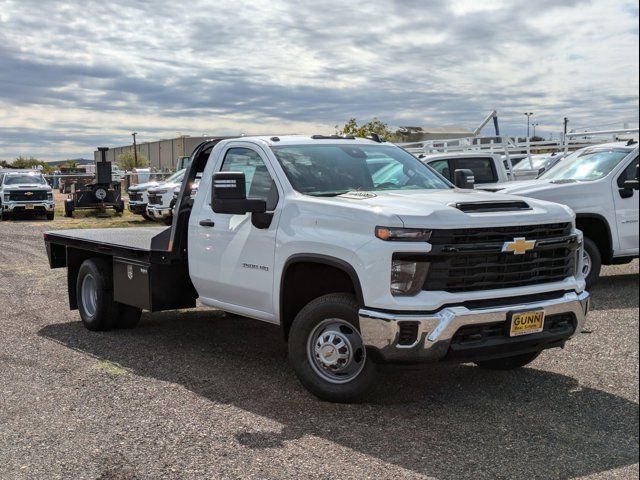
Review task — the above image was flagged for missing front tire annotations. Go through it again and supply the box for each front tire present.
[46,211,55,221]
[475,351,541,371]
[582,237,602,288]
[288,293,377,403]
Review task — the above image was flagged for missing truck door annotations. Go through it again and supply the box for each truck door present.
[190,144,282,320]
[613,157,640,255]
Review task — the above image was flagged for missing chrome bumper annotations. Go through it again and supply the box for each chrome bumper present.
[3,201,54,212]
[146,206,172,219]
[359,291,590,362]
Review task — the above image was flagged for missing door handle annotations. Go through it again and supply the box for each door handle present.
[199,219,215,227]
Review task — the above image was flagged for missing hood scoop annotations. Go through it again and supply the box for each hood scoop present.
[452,200,532,213]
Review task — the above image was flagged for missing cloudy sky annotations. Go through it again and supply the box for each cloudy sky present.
[0,0,638,160]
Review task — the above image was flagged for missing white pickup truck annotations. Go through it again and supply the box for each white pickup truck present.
[146,170,187,224]
[0,170,55,221]
[44,136,590,402]
[418,152,547,189]
[487,142,639,286]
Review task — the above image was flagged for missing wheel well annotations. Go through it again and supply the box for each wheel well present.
[576,215,613,264]
[280,260,362,338]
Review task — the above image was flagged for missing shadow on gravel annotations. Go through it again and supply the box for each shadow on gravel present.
[588,273,639,311]
[39,311,639,480]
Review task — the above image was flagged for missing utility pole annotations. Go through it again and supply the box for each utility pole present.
[132,132,138,168]
[563,117,569,135]
[524,112,533,138]
[532,122,539,138]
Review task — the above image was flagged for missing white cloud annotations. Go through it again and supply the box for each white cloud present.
[0,0,637,160]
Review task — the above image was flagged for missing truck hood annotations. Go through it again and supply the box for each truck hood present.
[129,181,159,192]
[148,181,181,193]
[3,184,51,191]
[323,189,575,228]
[483,179,604,212]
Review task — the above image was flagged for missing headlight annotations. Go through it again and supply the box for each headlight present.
[391,256,430,296]
[3,194,9,202]
[153,189,168,195]
[47,192,54,201]
[376,226,432,242]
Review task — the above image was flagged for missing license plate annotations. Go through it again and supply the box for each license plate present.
[25,204,35,210]
[510,310,545,337]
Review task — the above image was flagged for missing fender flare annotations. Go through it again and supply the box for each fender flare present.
[575,213,614,263]
[279,253,365,314]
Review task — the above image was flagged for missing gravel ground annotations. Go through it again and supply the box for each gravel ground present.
[0,219,638,480]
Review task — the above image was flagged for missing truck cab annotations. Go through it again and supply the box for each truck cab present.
[420,152,511,186]
[494,142,639,286]
[0,170,55,221]
[45,136,590,402]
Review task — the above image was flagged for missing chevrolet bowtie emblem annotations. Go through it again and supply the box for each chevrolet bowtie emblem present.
[502,237,536,255]
[25,192,33,196]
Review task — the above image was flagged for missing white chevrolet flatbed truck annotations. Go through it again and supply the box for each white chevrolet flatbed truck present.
[44,136,590,402]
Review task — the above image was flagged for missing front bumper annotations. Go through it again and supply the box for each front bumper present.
[128,202,147,214]
[2,201,55,213]
[146,205,172,220]
[359,291,590,363]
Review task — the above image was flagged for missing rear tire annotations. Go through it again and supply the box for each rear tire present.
[582,237,602,289]
[116,304,142,329]
[288,293,377,403]
[475,351,541,371]
[76,258,119,331]
[64,200,74,218]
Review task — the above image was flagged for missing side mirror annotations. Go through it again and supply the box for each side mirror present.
[454,169,475,189]
[211,172,266,214]
[623,165,640,190]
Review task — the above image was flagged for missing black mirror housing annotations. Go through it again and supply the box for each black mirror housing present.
[623,179,639,191]
[454,169,475,189]
[211,171,267,214]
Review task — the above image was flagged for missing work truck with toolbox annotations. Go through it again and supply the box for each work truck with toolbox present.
[44,136,590,402]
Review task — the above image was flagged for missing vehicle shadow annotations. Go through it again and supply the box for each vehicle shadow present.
[39,311,639,480]
[589,272,639,311]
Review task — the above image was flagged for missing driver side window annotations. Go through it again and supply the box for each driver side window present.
[220,148,279,210]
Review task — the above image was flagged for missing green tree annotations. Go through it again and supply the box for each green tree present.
[64,159,78,168]
[10,156,53,173]
[117,150,149,170]
[335,118,401,141]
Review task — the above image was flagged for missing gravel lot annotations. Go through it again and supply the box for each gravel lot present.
[1,219,638,480]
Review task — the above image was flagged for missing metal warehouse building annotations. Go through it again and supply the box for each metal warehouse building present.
[93,136,214,171]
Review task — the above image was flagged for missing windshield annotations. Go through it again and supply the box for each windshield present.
[271,144,450,196]
[539,149,630,181]
[3,174,47,185]
[513,156,555,171]
[165,169,186,183]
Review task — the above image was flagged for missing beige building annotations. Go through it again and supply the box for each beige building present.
[93,136,215,171]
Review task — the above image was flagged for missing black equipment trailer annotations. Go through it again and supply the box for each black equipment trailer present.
[64,147,125,217]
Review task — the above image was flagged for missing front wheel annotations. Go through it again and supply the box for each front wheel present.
[582,237,602,289]
[288,293,377,403]
[475,351,541,371]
